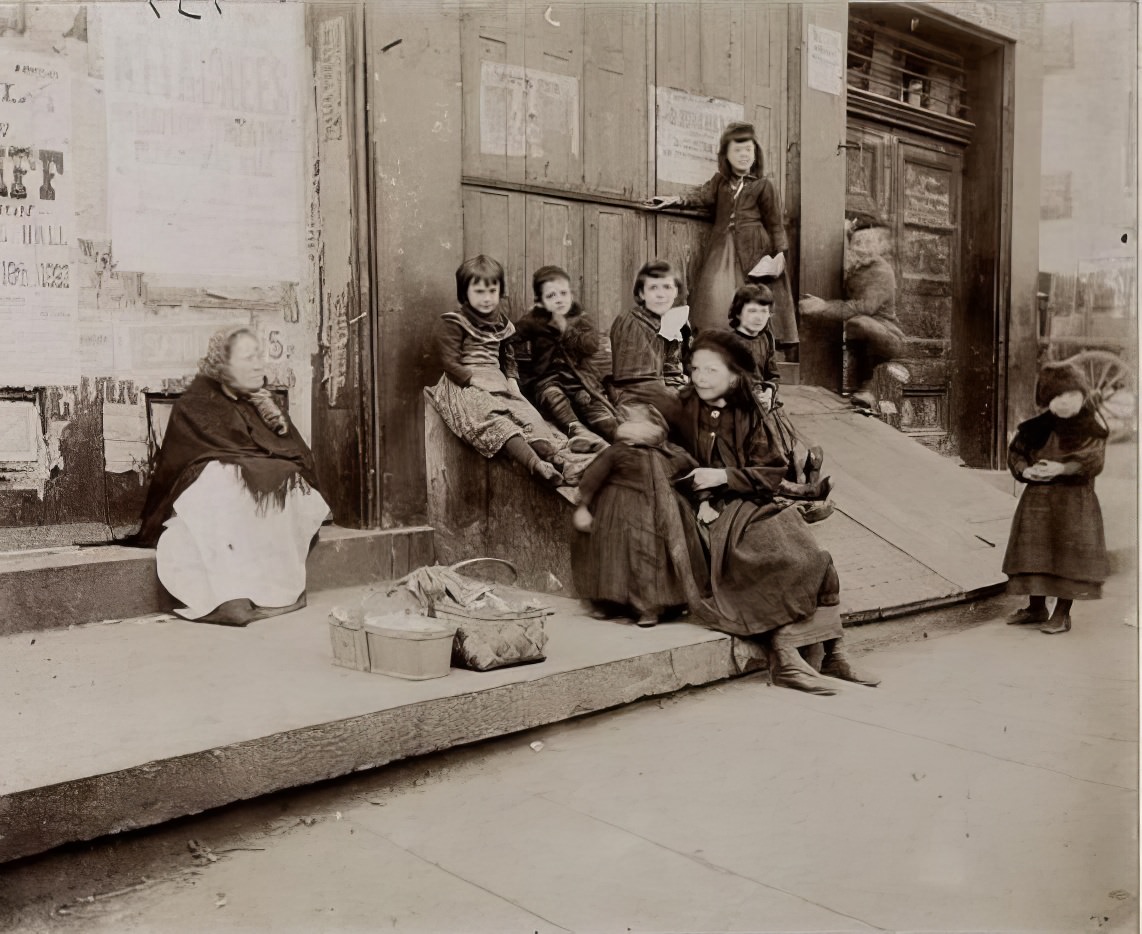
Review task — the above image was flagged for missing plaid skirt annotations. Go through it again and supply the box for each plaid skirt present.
[428,369,560,458]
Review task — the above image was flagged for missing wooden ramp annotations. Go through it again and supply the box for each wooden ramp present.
[425,387,1018,622]
[784,385,1017,619]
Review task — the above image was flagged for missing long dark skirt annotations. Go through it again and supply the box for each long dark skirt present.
[701,498,837,637]
[1003,482,1108,600]
[573,486,706,614]
[689,233,797,343]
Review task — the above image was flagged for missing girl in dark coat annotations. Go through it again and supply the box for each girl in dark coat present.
[609,259,688,416]
[572,405,705,627]
[1003,361,1110,634]
[649,122,795,344]
[662,330,878,695]
[728,284,831,508]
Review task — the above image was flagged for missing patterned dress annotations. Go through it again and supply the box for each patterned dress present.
[428,305,561,458]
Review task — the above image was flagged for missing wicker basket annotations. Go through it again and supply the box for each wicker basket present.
[432,603,551,672]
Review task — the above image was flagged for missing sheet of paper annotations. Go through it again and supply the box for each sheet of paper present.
[480,61,580,159]
[748,254,786,279]
[0,400,42,462]
[658,304,690,341]
[808,25,844,96]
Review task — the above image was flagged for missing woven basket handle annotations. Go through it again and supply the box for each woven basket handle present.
[449,557,519,583]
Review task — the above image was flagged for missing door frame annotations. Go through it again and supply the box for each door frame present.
[844,5,1013,467]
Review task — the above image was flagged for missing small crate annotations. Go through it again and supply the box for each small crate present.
[328,607,370,671]
[364,614,457,680]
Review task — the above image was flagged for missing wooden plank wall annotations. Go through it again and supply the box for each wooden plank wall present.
[368,5,464,528]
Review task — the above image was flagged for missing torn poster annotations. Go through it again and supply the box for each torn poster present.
[0,53,79,387]
[101,4,305,281]
[479,61,579,159]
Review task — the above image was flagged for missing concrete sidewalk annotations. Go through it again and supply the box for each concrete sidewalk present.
[1,568,1135,933]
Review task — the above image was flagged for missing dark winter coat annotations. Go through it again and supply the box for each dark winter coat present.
[663,389,836,636]
[609,306,686,413]
[512,302,606,394]
[678,173,789,276]
[1002,407,1110,586]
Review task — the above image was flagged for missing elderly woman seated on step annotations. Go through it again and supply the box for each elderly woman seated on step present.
[132,327,330,626]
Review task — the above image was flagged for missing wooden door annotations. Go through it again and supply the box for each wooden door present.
[845,119,965,456]
[894,140,962,454]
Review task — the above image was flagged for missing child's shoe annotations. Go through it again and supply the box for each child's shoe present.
[1040,614,1072,634]
[1007,606,1050,625]
[798,501,834,524]
[634,605,664,627]
[568,422,608,454]
[533,460,564,487]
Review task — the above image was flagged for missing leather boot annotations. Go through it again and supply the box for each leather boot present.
[803,446,825,486]
[818,559,840,607]
[820,639,880,687]
[768,644,837,695]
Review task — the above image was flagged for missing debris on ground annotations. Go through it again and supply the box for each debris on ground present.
[187,839,218,864]
[529,741,544,752]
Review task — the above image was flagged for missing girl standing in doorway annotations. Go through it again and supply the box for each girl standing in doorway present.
[648,121,796,349]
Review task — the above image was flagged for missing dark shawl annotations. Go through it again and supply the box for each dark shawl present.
[132,374,320,547]
[665,389,835,636]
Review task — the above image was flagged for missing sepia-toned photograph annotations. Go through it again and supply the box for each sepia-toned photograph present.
[0,1,1137,931]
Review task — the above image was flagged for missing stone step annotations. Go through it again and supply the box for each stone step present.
[0,585,736,863]
[0,525,434,637]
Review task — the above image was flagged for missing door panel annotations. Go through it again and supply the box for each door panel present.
[845,120,965,455]
[583,7,649,200]
[655,214,710,310]
[461,186,526,319]
[524,195,585,301]
[584,205,649,332]
[654,2,786,202]
[461,4,527,185]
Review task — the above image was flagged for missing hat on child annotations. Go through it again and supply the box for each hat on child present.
[690,328,759,377]
[719,121,759,149]
[1034,360,1090,408]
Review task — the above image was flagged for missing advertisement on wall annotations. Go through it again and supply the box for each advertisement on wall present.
[101,4,305,282]
[0,52,77,388]
[655,87,743,186]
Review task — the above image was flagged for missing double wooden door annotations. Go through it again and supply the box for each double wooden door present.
[459,2,788,333]
[845,119,965,456]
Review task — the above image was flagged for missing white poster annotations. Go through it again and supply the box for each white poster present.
[102,5,305,280]
[0,53,78,387]
[480,61,580,159]
[808,24,844,96]
[655,87,744,186]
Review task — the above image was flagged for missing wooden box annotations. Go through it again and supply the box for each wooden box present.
[328,607,370,671]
